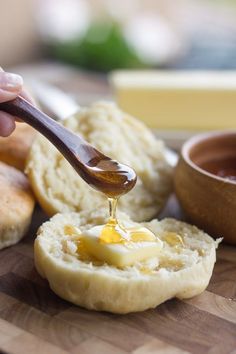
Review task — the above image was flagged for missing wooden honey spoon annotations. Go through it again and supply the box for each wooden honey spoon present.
[0,96,137,197]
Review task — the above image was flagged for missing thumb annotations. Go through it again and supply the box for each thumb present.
[0,71,23,103]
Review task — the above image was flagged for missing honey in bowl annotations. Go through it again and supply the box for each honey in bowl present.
[200,157,236,182]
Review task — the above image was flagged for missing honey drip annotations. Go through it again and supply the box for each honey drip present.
[64,225,79,236]
[99,198,156,244]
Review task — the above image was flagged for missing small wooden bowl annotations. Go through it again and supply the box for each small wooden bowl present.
[174,131,236,245]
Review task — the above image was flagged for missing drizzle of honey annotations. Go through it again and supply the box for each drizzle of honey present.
[64,225,79,236]
[198,249,205,256]
[163,232,184,247]
[159,258,184,271]
[64,198,190,272]
[99,198,156,244]
[158,232,185,270]
[140,267,154,275]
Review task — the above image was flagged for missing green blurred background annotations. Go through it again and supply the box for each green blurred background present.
[1,0,236,71]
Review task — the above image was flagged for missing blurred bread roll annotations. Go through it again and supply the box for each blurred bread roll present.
[0,123,36,171]
[26,101,172,222]
[0,162,35,249]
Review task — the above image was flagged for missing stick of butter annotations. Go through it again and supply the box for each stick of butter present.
[81,225,163,267]
[110,70,236,131]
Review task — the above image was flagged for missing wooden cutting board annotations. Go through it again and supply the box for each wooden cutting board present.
[0,196,235,354]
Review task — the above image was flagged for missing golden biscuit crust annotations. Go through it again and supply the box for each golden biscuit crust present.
[0,162,35,249]
[0,123,36,171]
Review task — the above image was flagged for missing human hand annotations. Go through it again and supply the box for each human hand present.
[0,70,26,137]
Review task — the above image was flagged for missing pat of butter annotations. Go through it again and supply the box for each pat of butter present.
[110,70,236,131]
[81,225,163,267]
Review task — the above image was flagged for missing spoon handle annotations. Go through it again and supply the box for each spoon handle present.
[0,96,100,173]
[0,96,137,197]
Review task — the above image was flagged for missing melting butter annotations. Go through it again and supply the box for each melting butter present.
[100,197,156,245]
[76,198,163,267]
[66,197,188,269]
[100,220,156,245]
[81,225,163,267]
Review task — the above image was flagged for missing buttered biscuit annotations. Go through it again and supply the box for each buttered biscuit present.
[35,210,220,314]
[0,123,36,171]
[26,102,172,222]
[0,162,35,249]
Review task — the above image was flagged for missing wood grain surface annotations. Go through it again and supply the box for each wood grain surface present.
[0,197,235,354]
